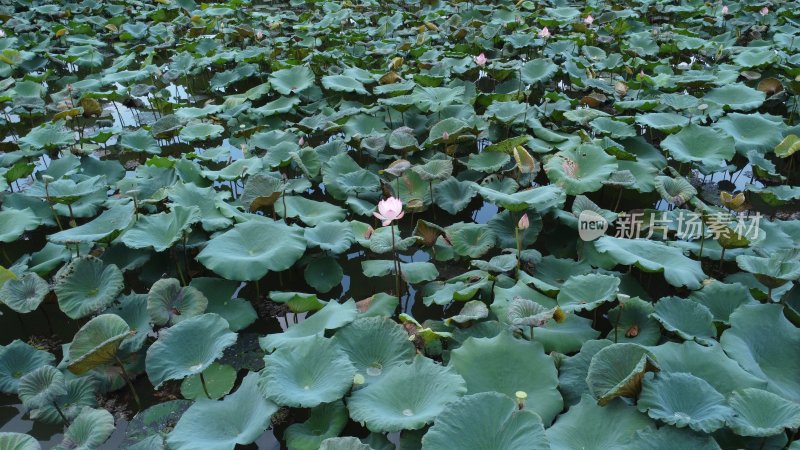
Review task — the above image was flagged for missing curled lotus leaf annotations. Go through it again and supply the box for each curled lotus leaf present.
[0,340,55,394]
[55,256,124,319]
[726,388,800,437]
[67,314,130,375]
[55,407,115,450]
[0,432,40,450]
[637,372,733,433]
[18,365,67,409]
[147,278,209,326]
[586,343,659,405]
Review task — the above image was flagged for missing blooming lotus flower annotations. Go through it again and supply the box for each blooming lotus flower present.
[374,197,404,226]
[518,213,530,230]
[538,27,551,38]
[721,5,729,14]
[474,53,487,67]
[584,15,594,25]
[760,6,768,15]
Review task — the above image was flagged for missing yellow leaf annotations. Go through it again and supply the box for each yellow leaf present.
[55,28,68,38]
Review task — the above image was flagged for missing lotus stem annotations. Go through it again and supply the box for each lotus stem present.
[719,247,726,271]
[515,225,521,277]
[390,224,401,299]
[43,182,64,231]
[698,220,706,259]
[767,287,773,303]
[66,204,76,227]
[199,372,212,399]
[114,356,142,410]
[429,180,436,220]
[52,401,70,425]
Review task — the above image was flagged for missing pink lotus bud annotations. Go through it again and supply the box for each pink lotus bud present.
[474,53,487,67]
[721,5,729,14]
[760,6,768,15]
[299,136,304,146]
[257,30,264,39]
[518,213,530,230]
[538,27,551,38]
[584,15,594,25]
[442,131,449,141]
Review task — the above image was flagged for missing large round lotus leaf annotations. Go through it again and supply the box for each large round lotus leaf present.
[586,343,659,405]
[558,339,613,406]
[0,208,39,242]
[147,278,208,326]
[593,237,706,289]
[260,299,358,351]
[544,144,617,195]
[0,433,40,450]
[103,293,151,353]
[18,365,67,409]
[712,112,786,155]
[167,182,234,232]
[606,297,660,345]
[472,183,566,213]
[189,277,257,332]
[197,220,306,281]
[433,178,477,215]
[635,112,690,132]
[323,75,368,94]
[269,65,315,95]
[29,376,97,424]
[446,222,495,258]
[332,317,415,385]
[421,392,548,450]
[0,272,48,313]
[259,335,356,408]
[546,394,654,450]
[521,58,558,84]
[466,152,510,173]
[118,206,200,252]
[179,122,224,142]
[55,256,124,319]
[0,340,55,394]
[19,121,75,149]
[180,362,236,401]
[319,437,374,450]
[67,314,130,375]
[628,426,722,450]
[305,255,344,293]
[55,407,115,450]
[647,341,767,396]
[703,84,765,111]
[304,221,355,254]
[119,128,161,154]
[284,401,348,450]
[637,372,733,433]
[721,304,800,403]
[660,124,735,170]
[411,159,453,182]
[49,203,135,244]
[347,357,467,432]
[448,331,563,425]
[651,296,716,344]
[736,250,800,286]
[145,313,237,388]
[532,313,599,354]
[727,388,800,437]
[687,280,757,324]
[556,273,620,312]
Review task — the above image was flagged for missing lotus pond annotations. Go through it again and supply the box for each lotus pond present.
[1,0,800,449]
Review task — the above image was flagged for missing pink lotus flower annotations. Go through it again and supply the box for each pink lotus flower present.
[518,213,530,230]
[721,5,729,14]
[538,27,551,38]
[298,136,304,146]
[256,30,264,39]
[374,197,404,226]
[474,53,487,67]
[760,6,768,15]
[584,15,594,25]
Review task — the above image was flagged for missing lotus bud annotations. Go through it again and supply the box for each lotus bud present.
[538,27,550,38]
[616,293,631,306]
[518,213,530,230]
[721,5,729,15]
[42,175,55,184]
[553,306,566,323]
[442,131,449,141]
[256,30,264,40]
[240,143,248,157]
[760,6,768,15]
[515,391,528,410]
[298,136,304,146]
[353,373,365,386]
[473,53,487,67]
[584,15,594,25]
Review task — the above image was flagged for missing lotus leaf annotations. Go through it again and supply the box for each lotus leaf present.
[727,388,800,437]
[55,407,115,450]
[586,343,659,405]
[147,278,208,326]
[18,365,67,409]
[119,206,200,252]
[284,401,349,450]
[260,299,358,351]
[55,256,124,319]
[0,272,48,314]
[67,314,130,375]
[333,317,415,384]
[651,296,716,344]
[0,340,55,394]
[0,433,40,450]
[637,372,733,433]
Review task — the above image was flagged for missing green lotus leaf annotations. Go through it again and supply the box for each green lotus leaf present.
[367,226,420,254]
[425,117,473,145]
[747,184,800,206]
[421,392,549,450]
[607,297,660,345]
[466,152,510,173]
[270,65,315,95]
[0,208,39,242]
[650,296,716,343]
[727,388,800,437]
[712,112,786,155]
[590,117,637,138]
[180,362,236,401]
[661,124,735,170]
[558,339,613,406]
[30,374,97,425]
[179,122,224,142]
[259,335,355,408]
[118,206,200,252]
[444,300,489,326]
[654,175,697,206]
[411,159,453,182]
[251,95,300,117]
[49,203,135,244]
[197,220,306,281]
[189,277,257,332]
[276,195,348,226]
[322,75,368,94]
[586,343,659,405]
[0,340,55,394]
[147,278,208,326]
[19,121,75,150]
[357,293,399,318]
[446,222,495,258]
[305,255,344,293]
[704,84,765,111]
[119,129,161,154]
[168,182,235,232]
[18,365,67,409]
[269,291,324,313]
[775,134,800,158]
[348,356,467,432]
[521,58,558,84]
[628,426,722,450]
[305,221,355,254]
[67,314,130,375]
[487,209,541,249]
[55,407,115,450]
[593,237,706,289]
[145,313,237,388]
[432,178,476,215]
[285,401,349,450]
[556,273,620,312]
[721,304,800,403]
[734,48,778,67]
[485,101,528,124]
[448,331,562,424]
[54,256,123,319]
[563,108,609,125]
[636,112,690,132]
[637,372,733,433]
[507,298,555,328]
[238,173,284,211]
[0,432,40,450]
[103,293,151,353]
[472,183,565,212]
[120,398,191,448]
[413,86,465,113]
[319,437,374,450]
[687,280,757,324]
[546,394,654,450]
[736,249,800,288]
[332,317,415,384]
[544,144,617,195]
[260,299,358,351]
[0,272,48,314]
